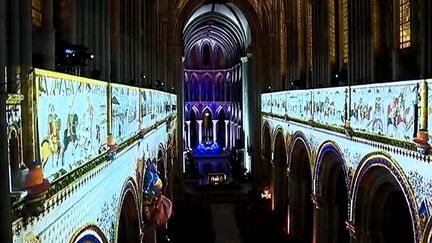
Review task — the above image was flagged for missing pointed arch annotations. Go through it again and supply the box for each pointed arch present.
[202,106,213,119]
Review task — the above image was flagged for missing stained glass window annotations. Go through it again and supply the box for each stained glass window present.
[297,0,303,68]
[280,10,287,75]
[307,3,313,70]
[341,0,348,63]
[399,0,411,49]
[329,0,336,63]
[32,0,42,29]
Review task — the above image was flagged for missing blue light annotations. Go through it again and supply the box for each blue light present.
[194,141,221,154]
[64,48,75,54]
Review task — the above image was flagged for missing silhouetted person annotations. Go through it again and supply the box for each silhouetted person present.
[9,130,20,178]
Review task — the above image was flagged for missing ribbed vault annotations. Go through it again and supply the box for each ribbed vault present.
[183,2,252,62]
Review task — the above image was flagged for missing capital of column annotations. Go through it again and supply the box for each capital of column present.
[240,56,248,63]
[212,120,218,125]
[224,120,230,125]
[197,120,203,125]
[185,121,191,125]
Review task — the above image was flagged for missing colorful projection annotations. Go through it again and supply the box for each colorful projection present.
[287,90,312,121]
[140,89,155,129]
[36,70,108,179]
[261,93,272,114]
[350,81,417,141]
[313,87,346,127]
[111,84,140,143]
[262,79,420,142]
[271,91,287,117]
[11,69,176,243]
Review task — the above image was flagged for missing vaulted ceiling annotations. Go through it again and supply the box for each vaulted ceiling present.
[183,3,252,62]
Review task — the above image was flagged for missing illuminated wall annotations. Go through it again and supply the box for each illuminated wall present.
[261,79,432,242]
[111,84,140,143]
[36,70,108,179]
[11,69,177,243]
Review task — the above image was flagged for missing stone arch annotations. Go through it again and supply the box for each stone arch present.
[261,121,271,152]
[313,140,350,196]
[287,131,313,242]
[423,216,432,243]
[350,152,419,243]
[201,106,213,119]
[273,129,288,222]
[216,105,224,117]
[272,125,284,155]
[287,131,311,171]
[313,140,350,243]
[116,178,140,243]
[69,224,108,243]
[259,122,272,190]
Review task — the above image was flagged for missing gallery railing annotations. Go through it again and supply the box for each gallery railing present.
[8,68,177,219]
[262,79,431,154]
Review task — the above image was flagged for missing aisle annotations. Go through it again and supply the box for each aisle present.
[211,203,242,243]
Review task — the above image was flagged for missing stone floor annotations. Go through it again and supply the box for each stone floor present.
[165,182,297,243]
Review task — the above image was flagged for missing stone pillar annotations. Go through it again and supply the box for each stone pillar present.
[241,56,250,171]
[185,121,191,149]
[0,0,11,241]
[224,120,229,149]
[232,123,236,146]
[40,0,55,69]
[20,0,32,77]
[212,120,217,143]
[7,0,19,92]
[197,120,202,144]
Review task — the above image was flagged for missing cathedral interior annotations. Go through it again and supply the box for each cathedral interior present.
[1,0,432,243]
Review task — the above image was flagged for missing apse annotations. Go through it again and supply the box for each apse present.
[182,2,252,179]
[183,3,251,152]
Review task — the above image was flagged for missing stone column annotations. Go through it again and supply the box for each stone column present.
[185,121,191,149]
[212,120,217,143]
[233,123,238,146]
[0,0,11,241]
[40,0,55,69]
[7,0,19,92]
[197,120,202,144]
[224,120,229,149]
[20,0,32,77]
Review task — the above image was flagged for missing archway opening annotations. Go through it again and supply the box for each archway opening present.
[274,131,288,226]
[316,151,349,243]
[260,125,272,188]
[190,109,197,148]
[288,139,313,241]
[217,109,226,147]
[118,191,140,243]
[182,2,253,172]
[354,166,414,242]
[202,108,212,143]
